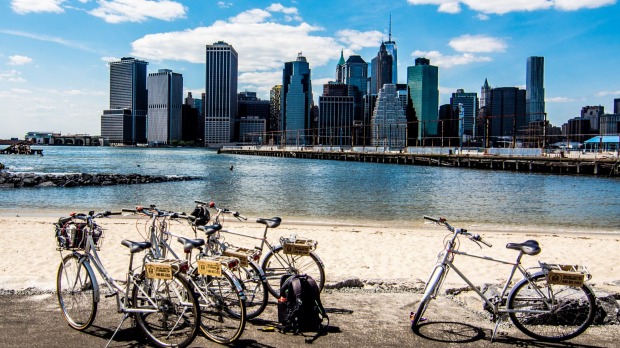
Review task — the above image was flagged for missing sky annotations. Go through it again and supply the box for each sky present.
[1,0,619,139]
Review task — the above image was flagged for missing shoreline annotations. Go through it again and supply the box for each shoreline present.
[1,214,619,295]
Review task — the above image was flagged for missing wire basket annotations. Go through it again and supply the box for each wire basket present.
[55,221,105,251]
[280,235,317,256]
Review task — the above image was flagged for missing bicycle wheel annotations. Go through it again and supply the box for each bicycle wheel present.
[507,273,596,342]
[231,262,268,319]
[261,246,326,298]
[192,269,246,344]
[132,273,200,348]
[411,266,445,328]
[56,253,97,331]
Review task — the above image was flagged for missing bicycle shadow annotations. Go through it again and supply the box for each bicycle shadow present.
[413,321,605,348]
[82,324,148,347]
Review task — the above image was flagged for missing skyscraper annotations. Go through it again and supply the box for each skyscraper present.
[407,58,439,141]
[147,69,183,145]
[489,87,526,144]
[450,89,478,139]
[343,55,367,123]
[383,15,397,84]
[371,84,407,148]
[319,82,354,146]
[281,53,313,145]
[102,57,148,144]
[270,85,282,139]
[205,41,238,145]
[370,43,392,95]
[526,56,545,123]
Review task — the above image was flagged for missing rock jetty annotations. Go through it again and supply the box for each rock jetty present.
[0,171,198,188]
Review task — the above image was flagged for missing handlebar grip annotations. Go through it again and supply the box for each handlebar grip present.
[195,200,208,205]
[424,216,439,223]
[122,208,137,213]
[480,239,492,248]
[109,211,122,216]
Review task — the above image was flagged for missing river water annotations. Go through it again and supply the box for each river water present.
[1,146,618,233]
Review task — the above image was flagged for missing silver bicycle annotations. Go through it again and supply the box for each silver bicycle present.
[123,205,247,344]
[411,216,596,342]
[196,200,326,298]
[55,210,200,348]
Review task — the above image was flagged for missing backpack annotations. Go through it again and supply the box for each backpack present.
[278,274,329,343]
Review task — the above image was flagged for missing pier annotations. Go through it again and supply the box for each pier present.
[219,146,620,177]
[0,142,43,156]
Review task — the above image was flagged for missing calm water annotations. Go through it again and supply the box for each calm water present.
[1,146,619,233]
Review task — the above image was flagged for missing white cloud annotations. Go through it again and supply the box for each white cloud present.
[546,96,577,102]
[49,89,106,96]
[411,50,492,68]
[1,30,98,53]
[449,35,507,53]
[476,13,490,20]
[336,29,384,52]
[595,90,620,97]
[11,0,65,14]
[266,3,302,20]
[8,55,33,66]
[217,1,232,9]
[0,70,26,82]
[101,56,120,63]
[406,0,616,15]
[89,0,187,23]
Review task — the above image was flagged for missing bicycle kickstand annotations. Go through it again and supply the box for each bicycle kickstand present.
[105,313,131,348]
[491,315,503,343]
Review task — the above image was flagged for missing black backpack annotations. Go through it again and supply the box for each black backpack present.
[278,274,329,343]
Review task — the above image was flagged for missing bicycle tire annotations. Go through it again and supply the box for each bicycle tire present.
[192,269,246,344]
[261,246,326,298]
[411,266,445,328]
[507,272,596,342]
[231,261,268,319]
[132,273,200,348]
[56,253,98,331]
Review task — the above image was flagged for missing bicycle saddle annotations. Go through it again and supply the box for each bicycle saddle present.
[121,240,152,253]
[197,224,222,236]
[256,217,281,228]
[505,240,541,255]
[177,237,205,253]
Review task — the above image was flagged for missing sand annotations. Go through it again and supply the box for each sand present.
[1,214,619,293]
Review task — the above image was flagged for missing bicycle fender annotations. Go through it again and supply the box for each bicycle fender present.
[249,261,268,283]
[223,269,247,301]
[77,256,101,303]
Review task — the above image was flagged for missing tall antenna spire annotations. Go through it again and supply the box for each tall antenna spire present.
[388,14,392,42]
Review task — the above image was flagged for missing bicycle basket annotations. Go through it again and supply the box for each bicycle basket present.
[280,235,317,256]
[222,246,260,267]
[539,262,591,287]
[55,220,104,251]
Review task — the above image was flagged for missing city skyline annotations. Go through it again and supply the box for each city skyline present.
[1,0,619,139]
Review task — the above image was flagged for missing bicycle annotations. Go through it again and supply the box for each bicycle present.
[411,216,596,342]
[196,200,326,298]
[123,205,246,344]
[55,210,200,348]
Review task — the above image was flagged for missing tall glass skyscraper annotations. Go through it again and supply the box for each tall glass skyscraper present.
[281,53,313,145]
[383,16,397,84]
[147,69,183,145]
[103,57,148,144]
[407,58,439,140]
[205,41,238,145]
[526,56,545,123]
[370,43,392,96]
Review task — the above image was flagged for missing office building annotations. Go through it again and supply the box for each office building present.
[450,89,478,139]
[147,69,183,145]
[269,85,282,141]
[581,106,604,132]
[370,43,393,96]
[318,84,354,146]
[488,87,526,144]
[371,84,407,148]
[237,91,270,141]
[526,56,545,123]
[383,16,398,84]
[102,57,148,144]
[600,114,620,135]
[281,53,313,145]
[615,98,620,114]
[205,41,238,145]
[407,58,439,141]
[439,104,459,146]
[239,117,266,143]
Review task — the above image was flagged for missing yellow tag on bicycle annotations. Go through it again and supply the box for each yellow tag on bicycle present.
[547,270,584,287]
[222,246,256,267]
[197,259,222,276]
[145,262,173,280]
[283,242,311,256]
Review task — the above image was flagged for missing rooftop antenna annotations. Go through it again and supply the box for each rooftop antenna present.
[389,14,392,42]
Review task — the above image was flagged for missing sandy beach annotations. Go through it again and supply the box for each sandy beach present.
[1,214,619,293]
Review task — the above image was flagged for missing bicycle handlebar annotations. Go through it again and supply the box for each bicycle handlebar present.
[424,216,492,248]
[71,210,121,220]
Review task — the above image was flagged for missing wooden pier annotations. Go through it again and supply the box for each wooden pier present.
[219,147,620,177]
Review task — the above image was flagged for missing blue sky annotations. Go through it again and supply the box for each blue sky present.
[1,0,619,139]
